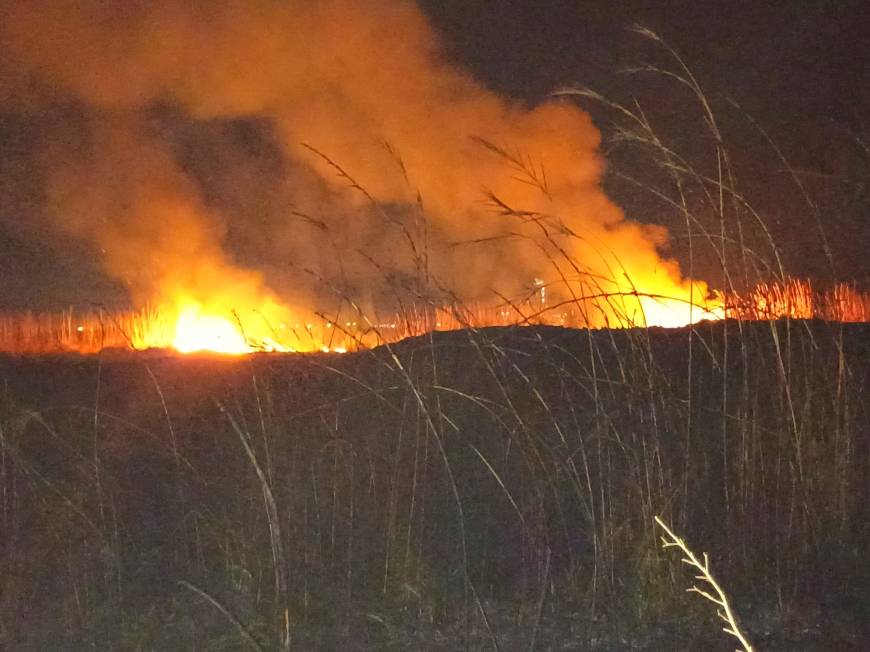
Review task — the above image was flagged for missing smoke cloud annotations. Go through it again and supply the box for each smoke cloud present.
[0,0,707,329]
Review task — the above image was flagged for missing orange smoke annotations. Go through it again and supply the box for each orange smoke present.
[0,0,722,352]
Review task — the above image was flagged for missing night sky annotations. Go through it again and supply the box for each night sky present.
[0,0,867,311]
[425,1,869,122]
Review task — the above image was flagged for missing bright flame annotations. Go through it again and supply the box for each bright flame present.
[577,267,725,329]
[638,294,725,328]
[172,306,252,354]
[2,279,869,356]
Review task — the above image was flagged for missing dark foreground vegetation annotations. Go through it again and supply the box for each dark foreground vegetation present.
[1,319,868,650]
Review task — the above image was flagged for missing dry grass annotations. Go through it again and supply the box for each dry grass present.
[655,515,754,652]
[726,279,870,322]
[0,277,867,355]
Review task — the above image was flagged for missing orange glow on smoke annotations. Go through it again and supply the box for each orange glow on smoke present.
[0,0,732,357]
[1,2,865,356]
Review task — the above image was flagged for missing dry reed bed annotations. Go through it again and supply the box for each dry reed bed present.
[0,279,867,355]
[1,320,867,649]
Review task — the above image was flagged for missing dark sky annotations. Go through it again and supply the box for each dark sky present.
[425,1,869,126]
[0,0,867,311]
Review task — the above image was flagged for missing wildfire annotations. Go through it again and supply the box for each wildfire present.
[638,295,724,329]
[0,280,866,356]
[2,1,864,359]
[172,307,252,354]
[169,303,293,354]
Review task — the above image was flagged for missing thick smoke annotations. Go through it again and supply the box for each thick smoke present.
[0,0,704,326]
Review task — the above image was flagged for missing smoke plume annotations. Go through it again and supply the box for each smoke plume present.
[0,0,710,332]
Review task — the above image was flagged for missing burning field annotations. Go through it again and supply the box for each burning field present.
[0,0,736,352]
[0,0,866,359]
[0,0,869,649]
[0,279,868,356]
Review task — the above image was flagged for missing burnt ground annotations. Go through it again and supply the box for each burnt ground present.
[1,320,869,650]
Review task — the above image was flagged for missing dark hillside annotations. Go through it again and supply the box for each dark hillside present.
[1,320,868,650]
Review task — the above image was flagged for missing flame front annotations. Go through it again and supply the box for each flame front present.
[2,280,869,355]
[172,306,251,354]
[638,294,724,329]
[167,301,296,354]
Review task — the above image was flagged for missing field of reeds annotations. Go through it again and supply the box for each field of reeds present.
[1,27,869,652]
[0,307,174,355]
[1,319,868,650]
[1,278,868,356]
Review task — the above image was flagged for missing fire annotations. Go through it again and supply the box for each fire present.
[0,280,867,355]
[1,2,863,357]
[169,303,294,354]
[171,307,252,354]
[567,270,725,329]
[638,294,724,329]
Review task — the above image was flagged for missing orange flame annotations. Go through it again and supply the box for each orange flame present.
[166,301,294,354]
[1,280,868,356]
[638,294,724,328]
[171,307,251,354]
